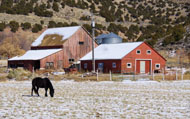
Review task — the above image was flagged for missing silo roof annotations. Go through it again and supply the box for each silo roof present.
[96,32,122,39]
[104,32,122,39]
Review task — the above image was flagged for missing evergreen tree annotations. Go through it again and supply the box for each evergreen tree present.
[52,2,59,12]
[21,22,31,30]
[9,21,19,32]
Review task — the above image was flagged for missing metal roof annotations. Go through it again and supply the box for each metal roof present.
[31,26,81,46]
[80,42,143,60]
[8,49,62,61]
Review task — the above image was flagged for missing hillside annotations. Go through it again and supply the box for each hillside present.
[0,0,190,58]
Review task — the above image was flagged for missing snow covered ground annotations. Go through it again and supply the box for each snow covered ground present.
[0,80,190,119]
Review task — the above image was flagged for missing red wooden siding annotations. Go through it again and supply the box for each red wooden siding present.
[40,50,63,69]
[121,42,166,74]
[62,27,97,68]
[81,60,121,73]
[81,42,166,74]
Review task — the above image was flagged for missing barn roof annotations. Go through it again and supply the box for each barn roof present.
[80,42,143,60]
[8,49,62,61]
[31,26,81,46]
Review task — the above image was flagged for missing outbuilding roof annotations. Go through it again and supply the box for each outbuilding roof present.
[31,26,81,46]
[8,49,62,61]
[80,42,143,60]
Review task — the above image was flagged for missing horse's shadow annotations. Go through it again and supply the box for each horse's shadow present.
[22,95,39,97]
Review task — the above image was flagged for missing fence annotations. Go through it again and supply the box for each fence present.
[95,68,190,81]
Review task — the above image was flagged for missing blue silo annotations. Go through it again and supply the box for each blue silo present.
[95,32,122,45]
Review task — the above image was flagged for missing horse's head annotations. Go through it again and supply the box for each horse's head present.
[50,89,54,97]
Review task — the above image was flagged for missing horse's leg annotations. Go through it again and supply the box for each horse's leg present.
[31,86,34,96]
[36,87,40,96]
[45,88,48,97]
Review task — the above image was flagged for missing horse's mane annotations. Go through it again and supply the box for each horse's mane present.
[44,78,54,90]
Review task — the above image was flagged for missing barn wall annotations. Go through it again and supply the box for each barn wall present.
[81,60,121,73]
[62,27,98,68]
[121,42,166,74]
[40,50,63,69]
[8,60,34,71]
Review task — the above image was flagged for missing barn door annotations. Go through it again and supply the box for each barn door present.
[140,61,145,73]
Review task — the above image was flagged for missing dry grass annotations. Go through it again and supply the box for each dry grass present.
[0,60,7,67]
[7,68,32,81]
[159,50,190,68]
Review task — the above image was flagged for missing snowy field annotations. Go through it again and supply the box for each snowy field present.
[0,80,190,119]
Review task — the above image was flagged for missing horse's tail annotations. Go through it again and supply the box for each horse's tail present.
[32,79,38,94]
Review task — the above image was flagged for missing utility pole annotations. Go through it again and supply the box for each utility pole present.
[91,13,95,72]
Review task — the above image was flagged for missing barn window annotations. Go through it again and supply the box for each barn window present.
[147,50,151,54]
[127,63,132,68]
[46,62,54,69]
[84,63,87,69]
[69,59,74,63]
[79,41,84,45]
[136,50,141,54]
[155,63,160,69]
[112,62,116,68]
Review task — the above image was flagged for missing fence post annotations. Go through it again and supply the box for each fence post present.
[97,69,98,81]
[110,70,112,81]
[176,70,178,80]
[152,69,154,80]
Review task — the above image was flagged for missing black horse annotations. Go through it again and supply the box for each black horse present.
[31,77,54,97]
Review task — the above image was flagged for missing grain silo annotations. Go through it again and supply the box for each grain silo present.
[95,32,122,45]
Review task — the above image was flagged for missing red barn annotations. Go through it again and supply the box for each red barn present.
[80,42,166,74]
[8,26,97,71]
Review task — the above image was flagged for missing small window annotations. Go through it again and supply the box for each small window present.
[98,63,104,69]
[79,41,84,45]
[112,62,116,68]
[155,64,160,69]
[147,50,151,54]
[136,50,141,54]
[127,63,132,68]
[46,62,54,69]
[84,63,87,69]
[69,59,74,62]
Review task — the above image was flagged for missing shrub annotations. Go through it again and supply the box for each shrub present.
[34,4,53,17]
[0,22,6,31]
[52,2,59,12]
[9,21,19,32]
[163,36,175,46]
[61,2,65,8]
[83,24,91,33]
[32,24,42,33]
[21,22,31,30]
[70,22,78,26]
[40,20,44,25]
[48,21,57,28]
